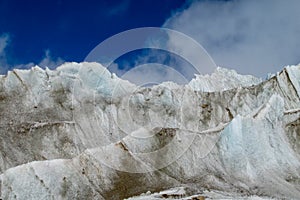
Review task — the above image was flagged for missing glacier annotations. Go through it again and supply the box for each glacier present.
[0,62,299,199]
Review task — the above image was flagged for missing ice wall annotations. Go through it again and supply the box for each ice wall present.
[0,62,299,199]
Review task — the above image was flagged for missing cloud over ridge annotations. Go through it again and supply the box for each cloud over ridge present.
[164,0,300,77]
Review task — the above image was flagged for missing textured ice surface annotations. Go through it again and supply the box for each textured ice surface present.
[188,67,262,92]
[0,62,299,199]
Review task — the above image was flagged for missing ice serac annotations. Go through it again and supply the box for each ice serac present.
[0,62,300,199]
[188,67,262,92]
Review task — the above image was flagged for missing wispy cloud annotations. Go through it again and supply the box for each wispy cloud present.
[164,0,300,77]
[0,33,64,74]
[38,49,64,69]
[108,48,199,86]
[0,34,9,54]
[107,0,130,17]
[14,49,64,70]
[111,62,189,87]
[0,33,10,74]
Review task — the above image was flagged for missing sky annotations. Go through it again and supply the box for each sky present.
[1,0,300,77]
[0,0,185,72]
[164,0,300,76]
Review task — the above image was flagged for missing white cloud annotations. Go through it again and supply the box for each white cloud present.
[163,0,300,77]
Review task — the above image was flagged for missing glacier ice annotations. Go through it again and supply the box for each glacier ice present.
[188,67,262,92]
[0,62,299,199]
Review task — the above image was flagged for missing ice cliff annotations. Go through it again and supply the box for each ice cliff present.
[0,62,299,199]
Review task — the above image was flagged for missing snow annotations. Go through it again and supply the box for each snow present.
[125,187,274,200]
[0,62,299,199]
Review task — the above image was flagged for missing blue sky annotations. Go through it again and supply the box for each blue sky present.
[1,0,300,77]
[0,0,185,71]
